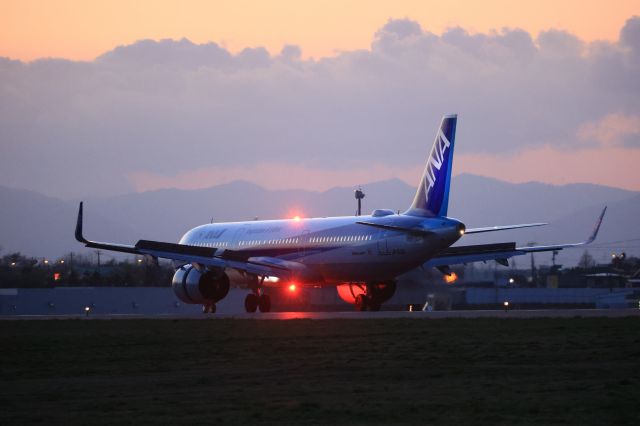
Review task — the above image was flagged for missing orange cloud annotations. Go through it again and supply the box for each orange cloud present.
[456,145,640,190]
[577,112,640,147]
[129,142,640,194]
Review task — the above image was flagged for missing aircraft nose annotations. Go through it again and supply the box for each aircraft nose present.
[458,222,466,236]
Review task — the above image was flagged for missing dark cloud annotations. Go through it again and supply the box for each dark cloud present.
[537,29,584,57]
[236,47,271,68]
[442,27,536,63]
[279,45,302,62]
[1,17,639,198]
[98,38,234,69]
[376,18,423,39]
[620,15,640,50]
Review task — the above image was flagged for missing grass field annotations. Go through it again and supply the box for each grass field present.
[1,318,639,425]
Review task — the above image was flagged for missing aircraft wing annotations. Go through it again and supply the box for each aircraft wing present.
[425,242,520,268]
[74,202,317,282]
[425,207,607,268]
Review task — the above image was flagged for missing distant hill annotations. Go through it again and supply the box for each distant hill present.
[526,194,640,266]
[0,186,136,259]
[0,175,638,266]
[448,174,635,225]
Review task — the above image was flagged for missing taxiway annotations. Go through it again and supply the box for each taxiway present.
[1,308,639,320]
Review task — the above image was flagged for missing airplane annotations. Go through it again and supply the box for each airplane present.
[74,114,607,313]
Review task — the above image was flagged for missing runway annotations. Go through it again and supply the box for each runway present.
[2,308,639,320]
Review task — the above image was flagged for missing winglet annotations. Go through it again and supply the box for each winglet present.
[585,206,607,245]
[516,206,607,253]
[75,202,89,243]
[73,202,145,255]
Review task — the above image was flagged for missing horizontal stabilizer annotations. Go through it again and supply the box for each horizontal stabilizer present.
[356,221,434,235]
[464,222,546,235]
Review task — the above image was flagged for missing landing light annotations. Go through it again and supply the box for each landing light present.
[459,229,465,236]
[443,272,458,284]
[289,284,297,292]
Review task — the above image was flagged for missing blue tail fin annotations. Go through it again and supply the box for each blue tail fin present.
[405,114,457,217]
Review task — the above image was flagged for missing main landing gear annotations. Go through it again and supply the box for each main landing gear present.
[245,276,271,313]
[244,293,271,313]
[203,290,272,314]
[354,282,395,312]
[354,294,381,312]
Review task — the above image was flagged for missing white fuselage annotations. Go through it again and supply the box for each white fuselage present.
[179,213,464,285]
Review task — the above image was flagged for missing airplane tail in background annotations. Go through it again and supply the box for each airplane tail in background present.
[405,114,457,217]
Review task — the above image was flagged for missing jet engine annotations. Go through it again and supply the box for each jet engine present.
[336,281,396,304]
[172,265,230,304]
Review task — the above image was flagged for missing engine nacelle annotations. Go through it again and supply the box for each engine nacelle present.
[172,265,230,304]
[336,282,396,304]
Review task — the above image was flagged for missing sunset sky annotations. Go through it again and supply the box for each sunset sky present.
[2,1,638,61]
[1,1,639,198]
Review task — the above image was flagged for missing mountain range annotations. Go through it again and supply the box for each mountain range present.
[1,174,638,267]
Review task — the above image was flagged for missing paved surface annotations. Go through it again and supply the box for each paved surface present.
[2,308,639,320]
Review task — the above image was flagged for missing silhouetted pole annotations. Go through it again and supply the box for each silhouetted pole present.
[355,187,365,216]
[528,242,536,286]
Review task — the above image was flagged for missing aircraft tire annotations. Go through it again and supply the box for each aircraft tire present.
[245,294,259,313]
[258,294,271,313]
